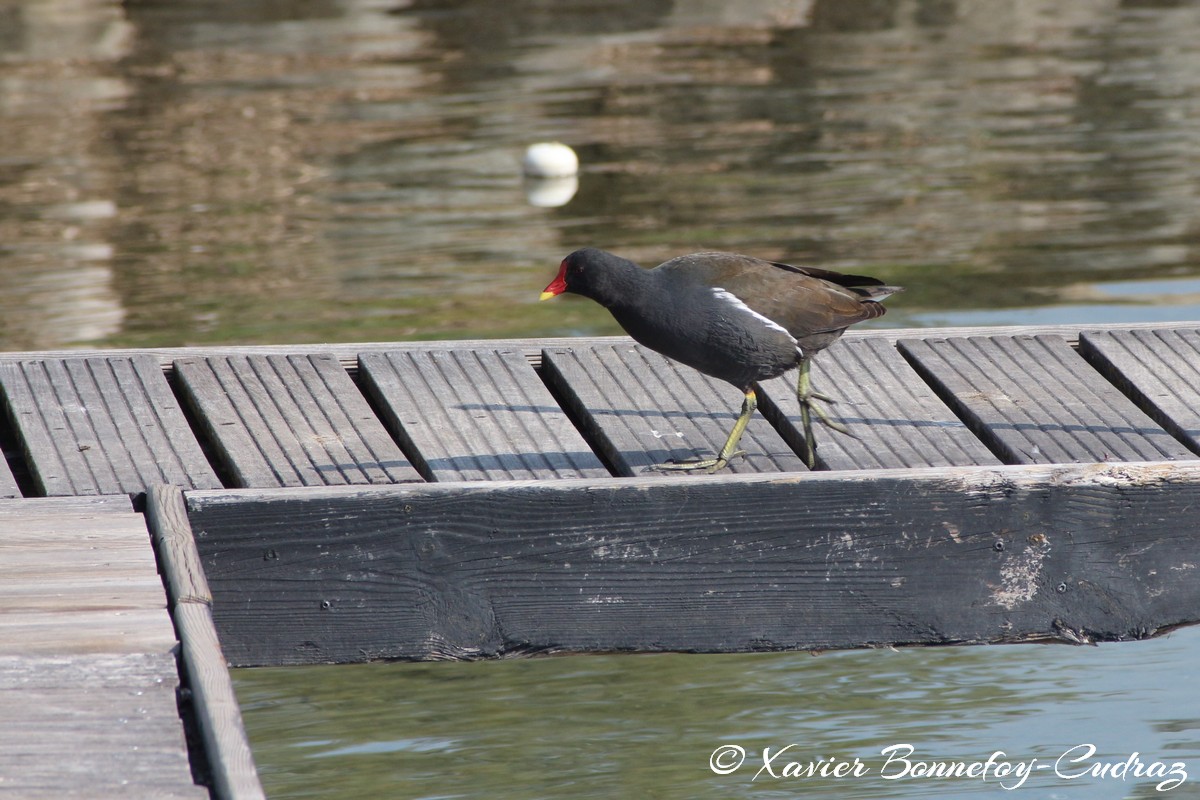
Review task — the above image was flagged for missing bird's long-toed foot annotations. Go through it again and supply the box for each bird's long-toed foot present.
[796,357,858,467]
[803,392,852,436]
[650,388,757,474]
[652,450,746,474]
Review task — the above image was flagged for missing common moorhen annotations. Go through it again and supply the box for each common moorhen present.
[540,248,901,471]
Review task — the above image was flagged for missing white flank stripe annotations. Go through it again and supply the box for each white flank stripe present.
[711,288,797,343]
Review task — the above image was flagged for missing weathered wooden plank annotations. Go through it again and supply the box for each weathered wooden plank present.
[359,348,610,481]
[105,357,222,489]
[1078,328,1200,456]
[0,653,206,799]
[175,604,266,800]
[184,461,1200,666]
[3,364,87,493]
[540,342,808,475]
[758,338,1001,470]
[0,361,107,495]
[0,610,178,659]
[174,353,421,488]
[146,484,213,606]
[0,496,178,656]
[0,496,203,797]
[0,494,133,525]
[145,484,266,800]
[897,334,1197,464]
[0,356,221,496]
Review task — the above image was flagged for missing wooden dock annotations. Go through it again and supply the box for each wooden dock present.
[2,322,1200,793]
[0,493,261,799]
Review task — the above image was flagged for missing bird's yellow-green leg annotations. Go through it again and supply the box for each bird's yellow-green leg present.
[655,388,756,473]
[795,357,854,468]
[799,389,815,468]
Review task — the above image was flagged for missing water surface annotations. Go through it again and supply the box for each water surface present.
[4,0,1200,349]
[236,629,1200,799]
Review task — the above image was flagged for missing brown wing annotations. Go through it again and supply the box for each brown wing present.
[673,252,894,338]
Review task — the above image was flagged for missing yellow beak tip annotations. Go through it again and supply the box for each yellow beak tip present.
[539,291,557,301]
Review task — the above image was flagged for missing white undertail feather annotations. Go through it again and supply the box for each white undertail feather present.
[866,287,903,302]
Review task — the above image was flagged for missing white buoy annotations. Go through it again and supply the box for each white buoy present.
[522,142,579,178]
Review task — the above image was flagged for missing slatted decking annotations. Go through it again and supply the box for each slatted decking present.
[173,353,420,488]
[759,336,1001,470]
[540,342,809,474]
[2,324,1199,497]
[359,348,609,481]
[899,334,1196,464]
[1078,328,1200,454]
[0,356,220,496]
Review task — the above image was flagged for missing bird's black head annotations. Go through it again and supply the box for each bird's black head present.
[540,247,633,303]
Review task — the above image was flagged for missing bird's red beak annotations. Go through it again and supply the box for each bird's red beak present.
[539,261,568,300]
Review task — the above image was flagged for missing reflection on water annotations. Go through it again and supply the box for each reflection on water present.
[3,0,1200,348]
[236,627,1200,799]
[0,2,131,348]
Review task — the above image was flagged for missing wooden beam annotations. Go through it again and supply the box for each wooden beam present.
[0,436,19,498]
[146,485,265,800]
[184,461,1200,666]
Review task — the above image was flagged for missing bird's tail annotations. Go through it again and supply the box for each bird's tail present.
[853,285,904,303]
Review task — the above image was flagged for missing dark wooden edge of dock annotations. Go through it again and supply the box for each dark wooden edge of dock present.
[179,460,1200,667]
[145,485,266,800]
[0,318,1188,369]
